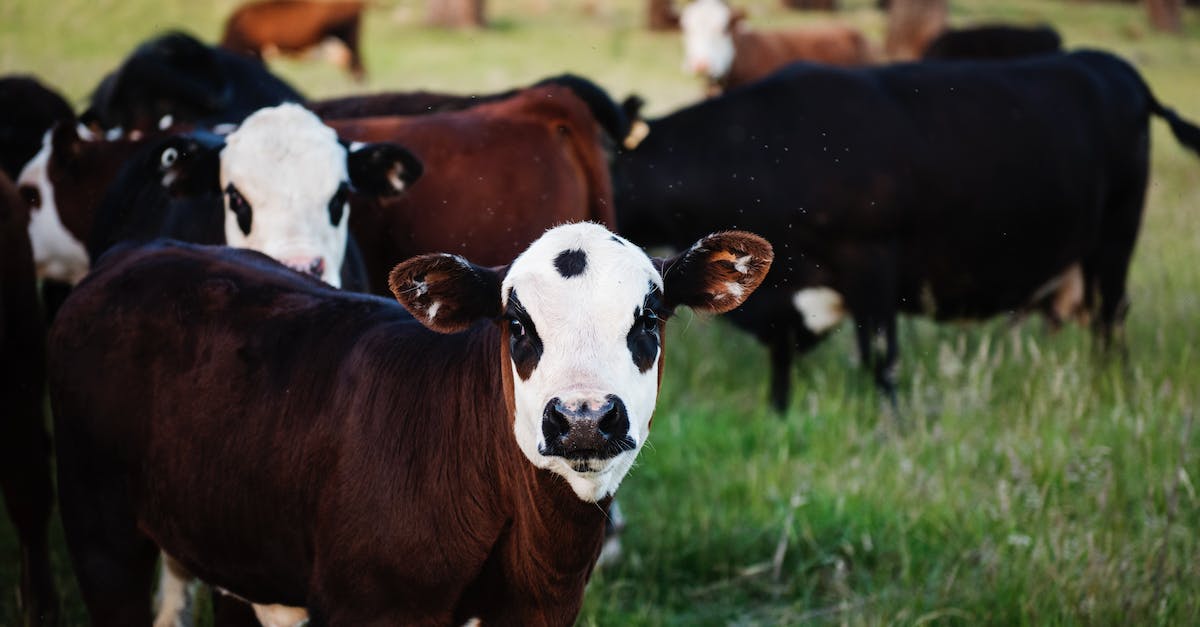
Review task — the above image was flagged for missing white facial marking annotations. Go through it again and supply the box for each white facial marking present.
[221,104,348,287]
[681,0,736,79]
[503,223,664,502]
[733,254,753,274]
[793,287,846,334]
[426,300,441,321]
[724,280,744,300]
[153,553,193,627]
[18,132,90,284]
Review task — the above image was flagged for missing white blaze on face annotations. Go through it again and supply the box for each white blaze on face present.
[503,224,663,502]
[793,287,846,334]
[681,0,736,79]
[220,104,348,287]
[18,132,90,284]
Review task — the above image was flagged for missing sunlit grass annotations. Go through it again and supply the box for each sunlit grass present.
[2,0,1198,625]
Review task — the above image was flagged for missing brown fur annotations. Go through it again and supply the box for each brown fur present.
[328,85,617,294]
[719,24,873,91]
[222,0,367,79]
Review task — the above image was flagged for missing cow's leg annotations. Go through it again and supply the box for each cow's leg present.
[154,553,194,627]
[333,18,365,81]
[768,326,793,413]
[0,408,57,627]
[851,311,899,410]
[55,437,158,626]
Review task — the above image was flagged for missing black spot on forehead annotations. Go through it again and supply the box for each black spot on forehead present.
[554,248,588,278]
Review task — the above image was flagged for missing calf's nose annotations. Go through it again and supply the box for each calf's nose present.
[542,395,630,459]
[282,256,325,279]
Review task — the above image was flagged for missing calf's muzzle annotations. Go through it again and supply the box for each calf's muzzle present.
[541,395,633,461]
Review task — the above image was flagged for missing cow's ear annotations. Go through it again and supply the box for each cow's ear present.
[389,254,505,333]
[657,231,773,314]
[347,142,424,196]
[728,8,748,32]
[156,134,223,197]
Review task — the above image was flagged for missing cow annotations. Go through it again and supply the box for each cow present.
[222,0,367,81]
[680,0,872,94]
[648,0,681,31]
[613,51,1200,412]
[0,76,74,180]
[324,84,619,293]
[922,24,1063,61]
[86,30,304,134]
[0,172,57,626]
[48,222,773,625]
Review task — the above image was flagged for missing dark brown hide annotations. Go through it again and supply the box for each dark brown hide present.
[328,85,616,293]
[718,24,873,92]
[222,0,366,79]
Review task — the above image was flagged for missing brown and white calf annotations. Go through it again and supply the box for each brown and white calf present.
[681,0,872,94]
[49,222,772,625]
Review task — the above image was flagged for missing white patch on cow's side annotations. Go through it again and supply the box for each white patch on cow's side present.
[220,104,349,287]
[680,0,736,80]
[504,223,664,502]
[18,132,91,284]
[252,604,310,627]
[793,287,846,334]
[153,553,193,627]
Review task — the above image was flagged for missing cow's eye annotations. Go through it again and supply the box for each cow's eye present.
[639,309,659,333]
[508,317,526,339]
[328,183,349,226]
[225,184,252,235]
[18,185,41,209]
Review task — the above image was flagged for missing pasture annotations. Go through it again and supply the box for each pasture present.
[2,0,1199,624]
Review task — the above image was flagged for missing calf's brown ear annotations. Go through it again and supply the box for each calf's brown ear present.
[657,231,773,314]
[389,254,504,334]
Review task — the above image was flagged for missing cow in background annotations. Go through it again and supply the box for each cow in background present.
[86,30,303,134]
[49,224,772,625]
[922,24,1063,61]
[615,51,1200,411]
[222,0,367,81]
[681,0,872,94]
[0,171,58,626]
[0,76,74,180]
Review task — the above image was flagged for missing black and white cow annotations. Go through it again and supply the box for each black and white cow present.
[49,223,773,625]
[615,50,1200,411]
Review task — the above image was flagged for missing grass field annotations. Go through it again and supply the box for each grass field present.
[2,0,1199,625]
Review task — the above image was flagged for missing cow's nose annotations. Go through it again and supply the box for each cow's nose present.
[691,59,710,75]
[282,256,325,279]
[541,395,630,460]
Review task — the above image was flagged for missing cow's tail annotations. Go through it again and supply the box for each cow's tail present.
[1145,87,1200,157]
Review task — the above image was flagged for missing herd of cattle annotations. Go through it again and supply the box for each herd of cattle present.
[2,0,1200,624]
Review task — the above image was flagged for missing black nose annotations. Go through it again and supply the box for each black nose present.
[541,395,633,461]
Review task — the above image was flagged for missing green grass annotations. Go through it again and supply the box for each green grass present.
[3,0,1200,625]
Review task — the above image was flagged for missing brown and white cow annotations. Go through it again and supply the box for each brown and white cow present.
[681,0,872,94]
[50,222,773,625]
[222,0,367,80]
[326,84,617,293]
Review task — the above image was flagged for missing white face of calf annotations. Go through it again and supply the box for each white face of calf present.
[681,0,737,80]
[220,104,352,288]
[17,131,90,284]
[390,223,774,502]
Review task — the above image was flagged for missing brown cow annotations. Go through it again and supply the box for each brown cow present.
[0,171,57,626]
[49,223,773,625]
[327,84,618,293]
[222,0,367,80]
[681,0,872,94]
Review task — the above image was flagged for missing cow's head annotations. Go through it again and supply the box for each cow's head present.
[157,103,422,287]
[17,122,129,284]
[681,0,741,80]
[390,222,772,501]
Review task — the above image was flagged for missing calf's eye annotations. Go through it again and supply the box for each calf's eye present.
[328,183,349,226]
[508,318,526,339]
[225,184,252,235]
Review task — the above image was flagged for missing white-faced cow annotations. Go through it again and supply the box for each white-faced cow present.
[49,222,772,625]
[681,0,872,94]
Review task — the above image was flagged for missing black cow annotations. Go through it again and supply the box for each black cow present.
[615,50,1200,411]
[922,24,1063,61]
[0,76,74,180]
[86,30,304,133]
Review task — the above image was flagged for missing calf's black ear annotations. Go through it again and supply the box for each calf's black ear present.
[157,133,223,197]
[389,254,505,334]
[657,231,773,314]
[347,142,424,196]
